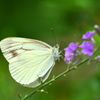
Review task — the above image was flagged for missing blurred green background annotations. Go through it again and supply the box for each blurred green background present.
[0,0,100,100]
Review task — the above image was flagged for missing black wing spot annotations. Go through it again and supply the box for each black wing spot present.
[10,50,18,58]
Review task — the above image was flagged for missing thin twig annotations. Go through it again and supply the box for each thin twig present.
[20,46,100,100]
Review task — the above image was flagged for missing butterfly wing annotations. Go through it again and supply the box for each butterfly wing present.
[24,59,55,88]
[0,37,55,87]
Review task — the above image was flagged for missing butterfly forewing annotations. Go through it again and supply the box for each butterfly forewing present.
[0,37,52,62]
[0,37,58,87]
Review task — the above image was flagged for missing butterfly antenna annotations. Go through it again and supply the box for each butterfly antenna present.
[59,34,76,46]
[51,28,57,44]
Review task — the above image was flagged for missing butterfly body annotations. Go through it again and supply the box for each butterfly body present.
[0,37,60,88]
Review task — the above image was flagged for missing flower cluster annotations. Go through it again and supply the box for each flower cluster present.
[64,25,100,64]
[64,43,79,63]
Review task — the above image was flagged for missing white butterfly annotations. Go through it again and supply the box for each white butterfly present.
[0,37,61,88]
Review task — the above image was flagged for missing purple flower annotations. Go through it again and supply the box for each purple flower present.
[64,42,79,53]
[82,31,95,39]
[64,52,74,63]
[64,42,79,63]
[79,41,94,56]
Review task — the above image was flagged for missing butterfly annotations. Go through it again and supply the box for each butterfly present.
[0,37,61,88]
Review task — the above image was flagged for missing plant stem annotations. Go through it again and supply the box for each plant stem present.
[21,46,100,100]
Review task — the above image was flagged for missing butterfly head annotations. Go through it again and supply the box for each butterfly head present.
[52,44,61,60]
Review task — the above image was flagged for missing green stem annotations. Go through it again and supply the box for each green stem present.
[21,46,100,100]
